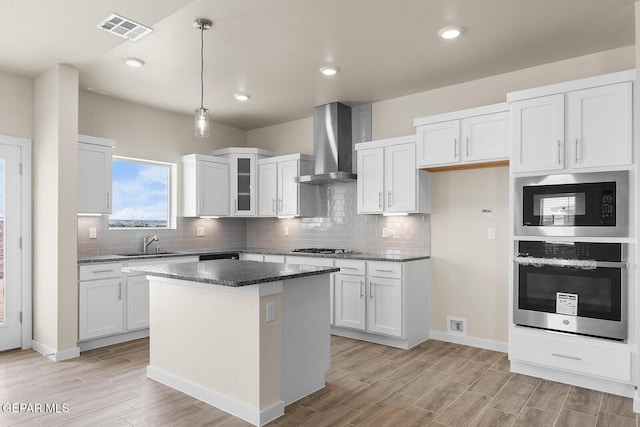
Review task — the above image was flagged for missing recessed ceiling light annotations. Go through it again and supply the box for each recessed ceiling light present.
[123,57,145,68]
[234,93,250,101]
[438,26,464,40]
[319,66,340,76]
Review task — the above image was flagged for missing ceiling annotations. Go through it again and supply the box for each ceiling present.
[0,0,635,130]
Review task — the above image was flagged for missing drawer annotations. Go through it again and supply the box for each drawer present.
[264,255,286,263]
[510,331,632,383]
[286,256,334,267]
[367,262,402,279]
[242,253,264,261]
[79,262,123,281]
[335,259,366,275]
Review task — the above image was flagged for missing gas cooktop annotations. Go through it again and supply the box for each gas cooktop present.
[291,248,354,254]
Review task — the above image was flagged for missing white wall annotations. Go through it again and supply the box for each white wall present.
[246,46,635,344]
[0,70,33,139]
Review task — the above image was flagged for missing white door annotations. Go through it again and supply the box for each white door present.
[511,94,565,173]
[415,120,460,167]
[278,160,299,216]
[0,139,29,351]
[367,277,402,337]
[384,143,416,213]
[77,143,111,214]
[461,112,509,163]
[199,160,229,216]
[356,148,384,214]
[258,162,277,216]
[334,273,366,330]
[126,274,150,330]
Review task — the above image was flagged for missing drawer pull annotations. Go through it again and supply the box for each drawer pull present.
[375,269,395,273]
[92,269,115,274]
[551,352,582,361]
[341,267,359,270]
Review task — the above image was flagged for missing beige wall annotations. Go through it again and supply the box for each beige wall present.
[247,46,635,344]
[0,70,33,139]
[33,64,79,352]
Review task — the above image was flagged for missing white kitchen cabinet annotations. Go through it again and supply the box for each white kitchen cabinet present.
[258,154,314,217]
[214,147,274,216]
[78,135,115,214]
[509,74,633,173]
[356,135,429,215]
[182,154,229,217]
[334,273,366,330]
[241,253,264,261]
[413,104,509,169]
[78,263,124,340]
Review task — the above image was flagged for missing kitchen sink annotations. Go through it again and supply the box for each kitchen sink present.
[116,251,177,257]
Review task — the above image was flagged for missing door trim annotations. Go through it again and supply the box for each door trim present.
[0,135,32,350]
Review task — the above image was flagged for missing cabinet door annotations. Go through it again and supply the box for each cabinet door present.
[334,273,366,330]
[78,278,123,340]
[78,143,112,214]
[416,120,460,167]
[258,162,277,216]
[199,160,229,216]
[125,274,150,330]
[230,155,256,216]
[357,148,384,214]
[511,94,565,173]
[461,112,509,163]
[278,160,299,216]
[367,277,402,337]
[568,82,632,169]
[384,143,416,213]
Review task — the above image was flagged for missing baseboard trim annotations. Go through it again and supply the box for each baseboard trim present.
[78,329,149,352]
[429,330,508,353]
[147,365,284,426]
[31,340,80,361]
[634,389,640,413]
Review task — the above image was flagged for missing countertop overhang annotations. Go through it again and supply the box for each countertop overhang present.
[122,259,339,287]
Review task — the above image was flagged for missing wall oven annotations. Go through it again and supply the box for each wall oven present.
[515,170,629,237]
[514,240,627,341]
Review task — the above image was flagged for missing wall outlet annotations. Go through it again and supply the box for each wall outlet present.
[284,226,289,236]
[197,226,205,237]
[89,227,97,239]
[487,227,496,240]
[266,302,276,322]
[447,316,467,336]
[382,227,388,238]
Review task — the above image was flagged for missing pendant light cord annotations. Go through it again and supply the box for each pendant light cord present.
[200,24,204,109]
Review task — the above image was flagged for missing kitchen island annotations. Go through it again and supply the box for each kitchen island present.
[123,259,339,427]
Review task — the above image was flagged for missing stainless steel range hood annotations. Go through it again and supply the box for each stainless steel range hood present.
[296,102,371,185]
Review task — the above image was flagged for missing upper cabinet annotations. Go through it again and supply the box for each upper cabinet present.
[182,154,230,217]
[78,134,115,215]
[257,153,315,217]
[213,147,274,216]
[509,71,634,174]
[356,135,429,215]
[413,103,509,170]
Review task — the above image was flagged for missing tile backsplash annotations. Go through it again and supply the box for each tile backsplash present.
[78,182,429,257]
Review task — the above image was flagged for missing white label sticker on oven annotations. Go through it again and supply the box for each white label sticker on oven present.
[556,292,578,316]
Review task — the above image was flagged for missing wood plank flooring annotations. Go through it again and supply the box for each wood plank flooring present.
[0,336,636,426]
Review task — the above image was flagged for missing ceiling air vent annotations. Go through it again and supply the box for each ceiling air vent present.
[97,13,153,41]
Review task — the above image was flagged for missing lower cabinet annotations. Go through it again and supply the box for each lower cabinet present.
[334,272,366,330]
[78,257,198,344]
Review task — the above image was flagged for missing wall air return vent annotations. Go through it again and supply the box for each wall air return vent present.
[97,13,153,41]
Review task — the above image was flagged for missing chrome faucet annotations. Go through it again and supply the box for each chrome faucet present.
[143,235,159,254]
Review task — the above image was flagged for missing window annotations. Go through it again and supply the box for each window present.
[109,157,175,229]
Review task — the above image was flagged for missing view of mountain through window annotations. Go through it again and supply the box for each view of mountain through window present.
[109,158,170,228]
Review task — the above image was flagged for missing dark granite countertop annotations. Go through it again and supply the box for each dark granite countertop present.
[123,259,339,287]
[78,248,429,265]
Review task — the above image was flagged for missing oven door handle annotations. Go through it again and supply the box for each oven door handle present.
[514,256,627,270]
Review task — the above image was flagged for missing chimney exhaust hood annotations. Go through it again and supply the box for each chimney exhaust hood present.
[296,102,371,185]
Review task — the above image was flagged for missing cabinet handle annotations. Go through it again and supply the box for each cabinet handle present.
[341,267,358,270]
[272,199,276,213]
[575,138,580,162]
[551,352,581,361]
[378,191,383,208]
[279,198,283,211]
[92,269,114,274]
[199,197,203,213]
[557,140,562,164]
[118,281,122,300]
[369,281,374,299]
[454,138,459,158]
[387,191,392,207]
[375,269,394,273]
[466,137,470,156]
[106,192,110,210]
[360,280,364,298]
[234,198,238,213]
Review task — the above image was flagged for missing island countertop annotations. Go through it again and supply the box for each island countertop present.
[122,259,339,287]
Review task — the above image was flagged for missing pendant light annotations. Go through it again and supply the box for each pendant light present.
[194,18,212,138]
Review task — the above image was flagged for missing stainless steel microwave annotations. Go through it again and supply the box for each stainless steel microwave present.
[515,171,629,237]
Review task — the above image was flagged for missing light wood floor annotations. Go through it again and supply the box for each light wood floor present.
[0,336,636,426]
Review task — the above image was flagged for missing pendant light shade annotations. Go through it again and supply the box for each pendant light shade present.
[194,18,212,138]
